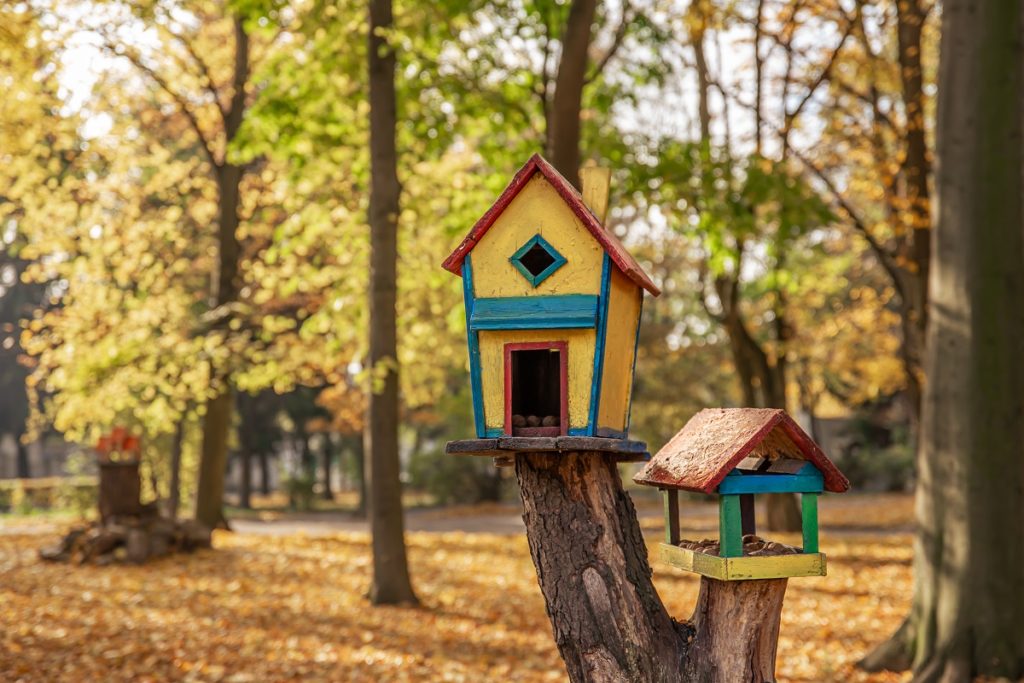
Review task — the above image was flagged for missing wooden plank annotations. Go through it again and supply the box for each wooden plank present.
[802,493,819,553]
[659,544,827,581]
[446,438,648,459]
[471,294,599,330]
[499,437,557,451]
[718,495,743,558]
[739,493,756,536]
[659,544,728,580]
[736,456,767,471]
[556,436,647,453]
[717,471,824,495]
[446,439,498,454]
[580,166,611,222]
[764,457,810,474]
[724,553,826,580]
[663,489,680,545]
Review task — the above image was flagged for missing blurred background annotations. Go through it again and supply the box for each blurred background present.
[0,0,924,515]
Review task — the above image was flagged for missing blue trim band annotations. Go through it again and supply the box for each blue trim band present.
[484,428,503,438]
[567,427,589,437]
[463,256,486,437]
[595,427,628,439]
[717,468,824,495]
[587,254,612,435]
[470,294,599,330]
[509,234,567,287]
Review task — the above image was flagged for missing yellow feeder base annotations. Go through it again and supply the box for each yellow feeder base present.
[659,543,827,581]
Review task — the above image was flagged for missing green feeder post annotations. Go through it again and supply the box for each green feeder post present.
[718,494,743,557]
[801,493,819,553]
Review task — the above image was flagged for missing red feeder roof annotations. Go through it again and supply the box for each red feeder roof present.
[634,408,850,494]
[441,153,660,296]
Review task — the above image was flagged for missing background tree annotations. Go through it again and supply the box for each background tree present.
[861,0,1024,677]
[365,0,417,606]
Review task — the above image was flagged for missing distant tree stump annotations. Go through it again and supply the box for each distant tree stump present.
[514,450,790,682]
[98,461,142,522]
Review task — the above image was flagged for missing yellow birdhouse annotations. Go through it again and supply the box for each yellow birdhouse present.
[442,154,660,440]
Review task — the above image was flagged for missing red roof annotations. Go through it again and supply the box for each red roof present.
[441,154,660,296]
[634,408,850,494]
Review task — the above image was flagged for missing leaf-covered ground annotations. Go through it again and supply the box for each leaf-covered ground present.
[0,494,913,682]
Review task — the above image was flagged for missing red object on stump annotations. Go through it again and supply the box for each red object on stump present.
[96,427,143,522]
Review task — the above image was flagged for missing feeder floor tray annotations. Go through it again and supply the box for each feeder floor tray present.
[659,543,827,581]
[445,436,650,462]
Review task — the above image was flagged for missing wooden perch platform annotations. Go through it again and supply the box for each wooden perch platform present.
[445,437,650,466]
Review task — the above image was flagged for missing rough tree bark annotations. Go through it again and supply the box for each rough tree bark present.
[194,15,249,530]
[861,1,1024,678]
[546,0,597,190]
[366,0,417,606]
[893,0,931,425]
[515,452,789,682]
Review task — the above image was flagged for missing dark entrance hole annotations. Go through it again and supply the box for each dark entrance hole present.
[517,243,557,277]
[510,348,562,435]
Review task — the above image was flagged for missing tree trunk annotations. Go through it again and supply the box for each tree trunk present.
[259,451,271,496]
[195,386,233,529]
[516,452,686,681]
[546,0,597,188]
[15,439,29,479]
[861,1,1024,678]
[193,16,248,531]
[168,419,184,519]
[320,436,334,501]
[353,435,367,517]
[683,577,787,682]
[366,0,417,606]
[238,448,252,509]
[895,0,932,429]
[515,451,791,682]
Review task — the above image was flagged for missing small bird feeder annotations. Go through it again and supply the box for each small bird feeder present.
[634,408,850,581]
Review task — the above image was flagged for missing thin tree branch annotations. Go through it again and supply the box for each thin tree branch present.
[785,145,906,298]
[109,44,219,169]
[832,79,900,133]
[783,18,856,130]
[158,22,226,122]
[585,2,633,84]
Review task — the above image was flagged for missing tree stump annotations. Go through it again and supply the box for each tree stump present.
[683,577,788,682]
[515,452,686,682]
[514,451,790,682]
[98,461,142,522]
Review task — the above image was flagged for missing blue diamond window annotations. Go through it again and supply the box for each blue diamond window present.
[510,234,566,287]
